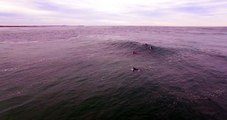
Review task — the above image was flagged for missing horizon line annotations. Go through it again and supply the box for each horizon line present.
[1,25,227,28]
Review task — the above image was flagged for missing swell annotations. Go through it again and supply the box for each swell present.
[105,41,176,57]
[103,40,227,112]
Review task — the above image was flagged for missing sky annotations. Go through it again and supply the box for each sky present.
[0,0,227,26]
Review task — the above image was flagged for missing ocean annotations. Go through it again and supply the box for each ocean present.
[0,26,227,120]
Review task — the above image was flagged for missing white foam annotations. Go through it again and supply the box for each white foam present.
[0,41,38,44]
[1,67,18,72]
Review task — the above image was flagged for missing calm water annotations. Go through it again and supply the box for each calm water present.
[0,26,227,120]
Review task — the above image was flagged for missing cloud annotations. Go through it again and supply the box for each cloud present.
[175,4,209,15]
[173,0,227,16]
[0,0,227,26]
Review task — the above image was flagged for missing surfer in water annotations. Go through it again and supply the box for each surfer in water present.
[144,43,154,50]
[131,67,140,72]
[133,51,137,54]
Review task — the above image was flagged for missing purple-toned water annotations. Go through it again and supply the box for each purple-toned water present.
[0,26,227,120]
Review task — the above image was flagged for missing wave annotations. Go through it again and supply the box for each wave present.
[106,41,176,57]
[0,41,38,44]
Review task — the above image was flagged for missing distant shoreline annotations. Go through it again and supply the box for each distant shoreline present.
[0,25,227,28]
[0,25,69,27]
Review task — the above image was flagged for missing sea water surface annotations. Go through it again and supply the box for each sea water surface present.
[0,26,227,120]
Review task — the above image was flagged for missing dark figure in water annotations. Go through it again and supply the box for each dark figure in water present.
[144,43,153,50]
[131,67,140,72]
[132,51,137,54]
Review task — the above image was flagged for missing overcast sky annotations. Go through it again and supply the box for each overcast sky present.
[0,0,227,26]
